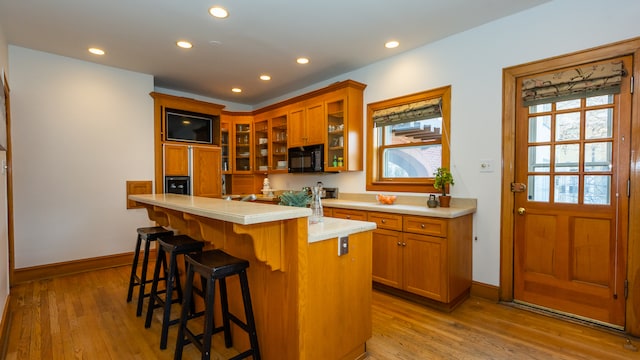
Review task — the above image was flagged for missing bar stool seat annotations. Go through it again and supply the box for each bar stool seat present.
[174,250,261,360]
[127,226,173,316]
[145,234,205,349]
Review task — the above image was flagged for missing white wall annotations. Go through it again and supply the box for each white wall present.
[9,46,155,268]
[264,0,640,286]
[0,22,9,327]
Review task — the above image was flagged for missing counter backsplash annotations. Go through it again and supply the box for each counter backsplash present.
[336,192,477,208]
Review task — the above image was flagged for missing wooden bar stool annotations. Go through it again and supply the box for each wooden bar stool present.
[145,234,205,349]
[127,226,173,316]
[174,250,261,360]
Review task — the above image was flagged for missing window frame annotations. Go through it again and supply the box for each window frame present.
[366,86,451,193]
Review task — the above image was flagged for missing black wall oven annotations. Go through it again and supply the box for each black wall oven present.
[288,144,324,173]
[165,176,190,194]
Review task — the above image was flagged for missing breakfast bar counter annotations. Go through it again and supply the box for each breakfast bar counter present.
[129,193,375,360]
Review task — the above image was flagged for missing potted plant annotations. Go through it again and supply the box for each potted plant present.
[433,167,454,207]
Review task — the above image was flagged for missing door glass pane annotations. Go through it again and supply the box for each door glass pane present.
[528,115,551,142]
[584,175,611,205]
[556,99,581,110]
[528,175,549,202]
[584,142,612,172]
[556,112,580,141]
[586,94,613,106]
[554,175,579,203]
[585,108,613,139]
[555,144,579,172]
[528,145,550,172]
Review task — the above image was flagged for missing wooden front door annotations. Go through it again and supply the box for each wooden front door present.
[513,56,632,327]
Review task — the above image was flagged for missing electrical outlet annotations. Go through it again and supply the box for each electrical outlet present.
[338,236,349,256]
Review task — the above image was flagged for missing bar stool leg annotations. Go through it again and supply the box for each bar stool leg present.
[175,263,195,360]
[159,250,178,349]
[239,271,261,360]
[136,237,153,316]
[126,234,142,303]
[145,246,165,328]
[218,277,233,348]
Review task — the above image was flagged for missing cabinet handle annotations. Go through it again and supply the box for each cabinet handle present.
[420,224,425,229]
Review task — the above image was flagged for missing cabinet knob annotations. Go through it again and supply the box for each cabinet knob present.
[420,224,425,229]
[402,242,407,246]
[381,219,386,224]
[346,215,351,219]
[397,242,402,246]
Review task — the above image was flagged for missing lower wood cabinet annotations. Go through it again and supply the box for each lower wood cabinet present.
[328,207,472,305]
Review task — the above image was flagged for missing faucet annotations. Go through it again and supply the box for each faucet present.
[240,194,257,202]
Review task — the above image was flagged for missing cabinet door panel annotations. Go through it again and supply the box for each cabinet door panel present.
[192,147,221,198]
[288,107,305,147]
[164,144,189,176]
[372,229,403,288]
[403,233,448,301]
[306,102,326,145]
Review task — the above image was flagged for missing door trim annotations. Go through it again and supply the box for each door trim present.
[500,36,640,336]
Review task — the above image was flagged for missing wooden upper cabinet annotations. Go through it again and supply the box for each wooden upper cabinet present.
[192,146,221,198]
[288,103,326,147]
[305,101,326,145]
[164,144,189,176]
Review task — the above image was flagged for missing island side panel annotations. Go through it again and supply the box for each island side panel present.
[304,231,373,359]
[218,217,307,360]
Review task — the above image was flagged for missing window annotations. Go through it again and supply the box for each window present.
[366,86,451,193]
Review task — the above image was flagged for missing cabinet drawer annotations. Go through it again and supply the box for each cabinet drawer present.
[368,212,403,231]
[403,216,447,237]
[331,209,367,221]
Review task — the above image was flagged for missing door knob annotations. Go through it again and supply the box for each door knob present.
[517,207,526,215]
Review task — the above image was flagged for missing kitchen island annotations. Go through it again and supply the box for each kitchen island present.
[129,193,376,360]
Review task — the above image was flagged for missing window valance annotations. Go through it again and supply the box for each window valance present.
[373,98,441,127]
[521,61,626,106]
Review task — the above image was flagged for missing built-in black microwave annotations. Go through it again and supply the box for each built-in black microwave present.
[288,144,324,173]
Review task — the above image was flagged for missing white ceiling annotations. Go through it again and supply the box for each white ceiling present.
[0,0,549,105]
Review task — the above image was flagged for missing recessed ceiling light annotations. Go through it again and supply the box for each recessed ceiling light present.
[385,41,400,49]
[296,57,310,65]
[88,47,105,55]
[177,41,193,49]
[209,6,228,19]
[259,75,271,81]
[232,88,242,93]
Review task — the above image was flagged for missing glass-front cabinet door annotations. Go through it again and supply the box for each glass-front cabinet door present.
[270,114,288,173]
[254,118,269,173]
[326,97,346,171]
[233,118,252,173]
[221,119,231,174]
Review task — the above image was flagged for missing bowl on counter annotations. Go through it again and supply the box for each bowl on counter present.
[376,194,397,205]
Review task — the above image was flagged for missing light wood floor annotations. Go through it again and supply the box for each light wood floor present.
[4,265,639,359]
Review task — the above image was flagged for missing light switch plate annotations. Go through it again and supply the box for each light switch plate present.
[479,159,494,173]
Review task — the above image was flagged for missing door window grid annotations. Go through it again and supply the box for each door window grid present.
[527,95,614,205]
